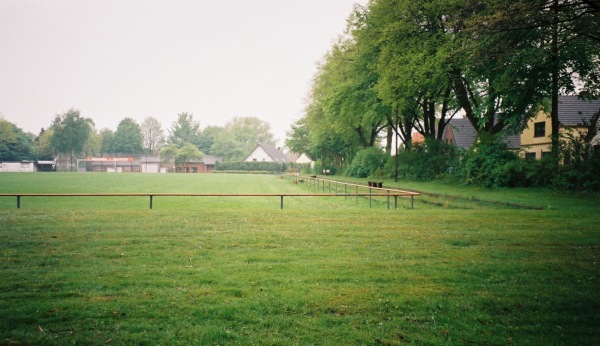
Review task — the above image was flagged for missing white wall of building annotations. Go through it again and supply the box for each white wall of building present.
[245,147,272,162]
[0,162,35,172]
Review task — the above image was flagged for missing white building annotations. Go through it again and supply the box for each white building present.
[244,144,289,162]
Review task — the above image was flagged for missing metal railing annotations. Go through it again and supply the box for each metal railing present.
[287,174,420,209]
[0,192,417,210]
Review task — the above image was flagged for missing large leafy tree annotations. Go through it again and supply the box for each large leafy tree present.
[197,125,222,154]
[367,0,457,147]
[141,117,165,155]
[464,0,600,158]
[83,129,102,158]
[311,34,388,150]
[160,143,204,172]
[34,128,55,160]
[99,128,114,156]
[112,118,144,155]
[285,118,311,157]
[50,108,94,170]
[168,112,201,147]
[210,117,276,161]
[0,120,34,161]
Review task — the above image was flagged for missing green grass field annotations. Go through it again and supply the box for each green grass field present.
[0,173,598,345]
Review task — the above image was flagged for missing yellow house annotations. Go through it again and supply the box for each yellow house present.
[520,95,600,160]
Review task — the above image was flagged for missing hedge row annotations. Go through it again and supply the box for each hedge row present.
[215,161,309,173]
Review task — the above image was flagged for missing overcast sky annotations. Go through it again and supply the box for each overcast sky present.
[0,0,366,146]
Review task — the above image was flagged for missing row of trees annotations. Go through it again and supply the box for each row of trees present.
[0,110,277,170]
[287,0,599,181]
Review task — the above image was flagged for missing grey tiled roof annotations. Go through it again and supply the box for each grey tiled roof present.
[201,155,223,165]
[446,118,520,149]
[257,143,289,162]
[447,118,477,149]
[558,95,600,126]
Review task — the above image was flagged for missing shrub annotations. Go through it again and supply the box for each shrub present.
[345,147,387,178]
[553,133,600,191]
[396,138,460,180]
[460,135,520,187]
[215,161,309,173]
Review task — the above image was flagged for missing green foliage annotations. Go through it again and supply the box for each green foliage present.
[209,117,276,161]
[50,108,93,169]
[167,112,201,147]
[460,136,520,187]
[215,161,307,173]
[160,143,204,172]
[345,147,387,178]
[396,139,460,180]
[33,128,54,160]
[0,120,34,161]
[112,118,144,154]
[554,132,600,191]
[99,128,114,155]
[284,118,310,156]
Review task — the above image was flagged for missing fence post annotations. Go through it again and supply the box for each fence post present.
[17,195,20,209]
[369,188,372,208]
[387,190,390,210]
[280,195,284,210]
[150,195,153,209]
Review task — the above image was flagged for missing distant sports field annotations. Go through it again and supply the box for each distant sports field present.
[1,173,598,345]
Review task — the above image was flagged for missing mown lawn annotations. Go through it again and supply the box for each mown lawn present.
[0,173,598,345]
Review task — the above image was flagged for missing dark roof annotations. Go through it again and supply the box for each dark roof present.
[446,118,477,149]
[445,118,520,150]
[558,95,600,126]
[504,134,521,149]
[252,143,289,162]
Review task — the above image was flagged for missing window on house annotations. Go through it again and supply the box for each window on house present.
[525,152,536,161]
[534,122,546,137]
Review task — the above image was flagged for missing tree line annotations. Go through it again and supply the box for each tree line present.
[0,110,276,170]
[286,0,599,190]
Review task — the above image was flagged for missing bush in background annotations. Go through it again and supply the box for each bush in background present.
[395,139,460,180]
[215,161,309,173]
[345,147,387,178]
[553,132,600,191]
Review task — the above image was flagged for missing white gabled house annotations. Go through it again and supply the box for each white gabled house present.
[244,143,289,162]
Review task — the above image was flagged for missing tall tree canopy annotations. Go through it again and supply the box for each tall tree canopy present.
[210,116,276,161]
[0,120,33,161]
[50,108,93,170]
[112,118,144,154]
[34,128,54,160]
[168,112,201,148]
[99,128,114,156]
[160,143,204,172]
[290,0,599,169]
[464,0,600,157]
[141,117,165,155]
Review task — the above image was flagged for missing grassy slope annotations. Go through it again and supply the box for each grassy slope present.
[0,173,598,345]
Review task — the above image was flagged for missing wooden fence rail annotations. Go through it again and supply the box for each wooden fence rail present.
[286,174,420,209]
[0,192,417,210]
